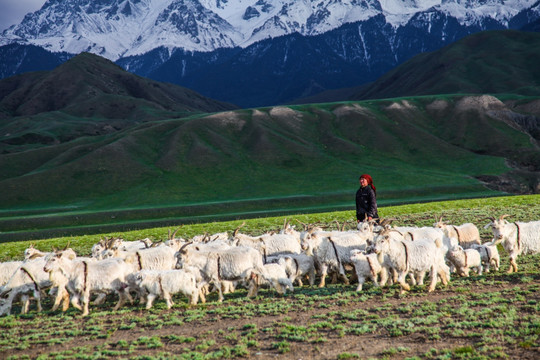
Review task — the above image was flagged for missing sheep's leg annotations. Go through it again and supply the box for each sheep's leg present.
[308,268,316,286]
[71,294,82,311]
[510,256,518,273]
[318,264,328,288]
[81,292,90,316]
[197,284,206,304]
[477,265,483,276]
[61,289,70,311]
[164,292,173,309]
[94,293,107,305]
[216,280,225,302]
[113,290,128,311]
[33,290,42,312]
[379,267,389,287]
[397,272,410,292]
[52,287,66,311]
[190,289,199,305]
[21,295,30,314]
[438,268,449,286]
[273,280,284,294]
[417,271,426,286]
[355,277,365,292]
[247,277,259,299]
[371,273,380,288]
[146,293,156,309]
[427,266,438,292]
[338,264,349,285]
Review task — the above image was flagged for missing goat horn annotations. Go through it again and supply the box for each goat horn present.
[179,241,193,254]
[171,227,182,240]
[233,222,246,237]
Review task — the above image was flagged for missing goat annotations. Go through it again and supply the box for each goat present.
[44,251,134,316]
[372,228,449,293]
[446,245,483,277]
[176,244,270,302]
[434,217,481,249]
[484,215,540,273]
[133,269,199,309]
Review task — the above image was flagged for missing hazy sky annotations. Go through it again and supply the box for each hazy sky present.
[0,0,47,31]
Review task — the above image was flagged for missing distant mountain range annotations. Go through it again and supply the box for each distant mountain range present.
[1,0,539,107]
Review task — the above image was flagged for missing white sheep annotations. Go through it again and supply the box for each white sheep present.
[44,252,134,316]
[105,245,178,271]
[349,249,387,291]
[484,215,540,273]
[434,218,481,249]
[234,232,302,261]
[133,269,199,309]
[446,245,483,277]
[301,231,368,288]
[261,263,294,294]
[470,243,500,273]
[277,254,316,287]
[92,237,153,259]
[176,244,270,302]
[0,257,52,316]
[373,229,449,293]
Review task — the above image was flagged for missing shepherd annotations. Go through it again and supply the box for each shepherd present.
[355,174,378,223]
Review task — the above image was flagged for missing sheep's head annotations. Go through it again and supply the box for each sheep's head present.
[349,249,366,262]
[43,251,65,273]
[484,215,511,242]
[433,216,446,229]
[372,229,391,255]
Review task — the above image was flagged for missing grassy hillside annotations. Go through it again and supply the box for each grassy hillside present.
[350,30,540,101]
[0,52,237,148]
[1,94,539,239]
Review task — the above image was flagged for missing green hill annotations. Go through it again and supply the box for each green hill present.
[350,30,540,101]
[0,52,236,150]
[1,94,539,239]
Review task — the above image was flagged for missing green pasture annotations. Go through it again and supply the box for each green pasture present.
[0,194,539,360]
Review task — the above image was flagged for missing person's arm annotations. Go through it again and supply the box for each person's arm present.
[367,188,378,219]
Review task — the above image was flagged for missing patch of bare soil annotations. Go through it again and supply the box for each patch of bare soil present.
[4,276,539,360]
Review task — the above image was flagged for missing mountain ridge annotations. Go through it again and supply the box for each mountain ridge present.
[1,1,539,107]
[349,30,540,101]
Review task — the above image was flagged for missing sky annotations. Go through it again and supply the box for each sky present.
[0,0,47,31]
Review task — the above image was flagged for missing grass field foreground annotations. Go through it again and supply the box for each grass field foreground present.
[0,195,539,359]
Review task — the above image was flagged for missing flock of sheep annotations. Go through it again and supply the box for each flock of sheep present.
[0,215,539,317]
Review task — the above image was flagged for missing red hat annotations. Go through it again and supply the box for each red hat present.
[360,174,376,194]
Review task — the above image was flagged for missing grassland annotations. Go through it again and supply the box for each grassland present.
[0,195,539,360]
[4,93,540,242]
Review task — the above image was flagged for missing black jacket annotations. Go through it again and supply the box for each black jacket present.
[355,185,378,221]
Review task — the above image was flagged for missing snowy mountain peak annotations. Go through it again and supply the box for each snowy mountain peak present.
[0,0,537,60]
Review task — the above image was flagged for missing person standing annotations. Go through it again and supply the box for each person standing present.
[356,174,378,222]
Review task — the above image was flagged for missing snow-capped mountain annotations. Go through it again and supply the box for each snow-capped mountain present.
[1,0,537,60]
[1,0,539,107]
